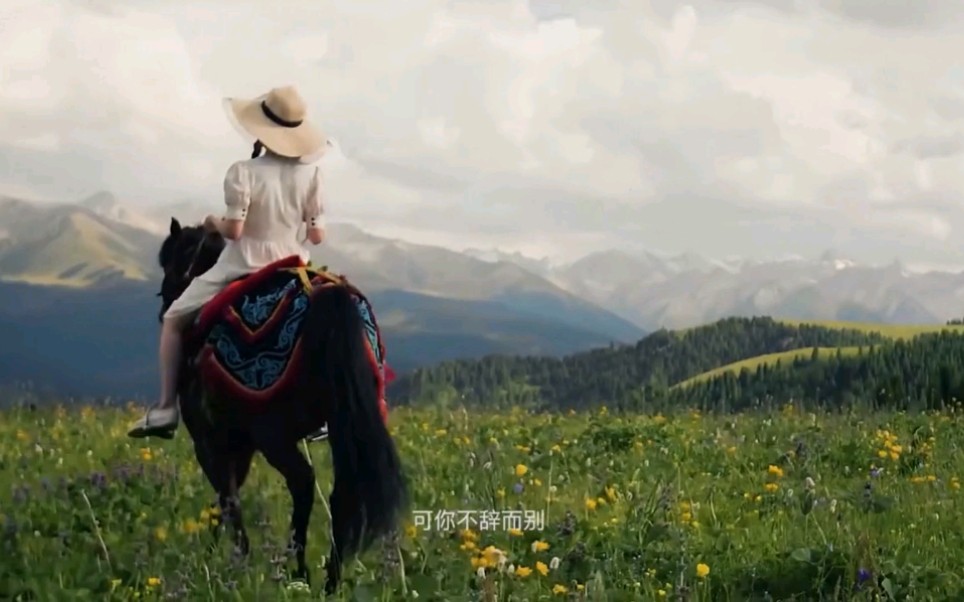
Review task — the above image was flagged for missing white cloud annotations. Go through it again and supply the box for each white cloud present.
[0,0,963,266]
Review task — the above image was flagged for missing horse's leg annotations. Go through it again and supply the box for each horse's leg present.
[324,480,354,595]
[218,443,255,556]
[256,437,315,583]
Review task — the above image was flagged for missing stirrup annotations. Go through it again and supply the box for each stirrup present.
[306,424,329,442]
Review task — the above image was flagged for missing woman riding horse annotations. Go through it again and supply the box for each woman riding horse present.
[129,85,329,439]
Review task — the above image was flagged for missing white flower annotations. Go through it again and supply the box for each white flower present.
[476,567,486,579]
[549,556,561,570]
[804,477,816,491]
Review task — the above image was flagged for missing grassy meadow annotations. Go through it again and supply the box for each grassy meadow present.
[4,403,964,600]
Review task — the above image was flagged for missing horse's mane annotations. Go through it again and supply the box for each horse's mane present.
[158,223,222,270]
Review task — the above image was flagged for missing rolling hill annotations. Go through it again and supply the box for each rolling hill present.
[395,315,964,412]
[392,316,892,408]
[673,320,964,387]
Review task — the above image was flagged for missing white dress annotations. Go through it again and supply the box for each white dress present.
[163,153,325,319]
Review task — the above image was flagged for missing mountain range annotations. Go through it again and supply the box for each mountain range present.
[2,191,963,398]
[472,247,964,330]
[0,193,642,397]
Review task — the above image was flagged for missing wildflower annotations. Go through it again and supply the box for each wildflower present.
[508,528,523,537]
[476,567,485,579]
[153,526,168,542]
[535,561,549,576]
[531,540,550,553]
[513,482,525,494]
[696,563,710,578]
[804,477,815,490]
[764,483,779,493]
[181,519,201,535]
[552,584,568,595]
[657,590,667,597]
[767,465,784,478]
[515,565,532,577]
[549,556,561,570]
[146,577,161,587]
[515,464,528,477]
[585,498,597,511]
[405,524,417,538]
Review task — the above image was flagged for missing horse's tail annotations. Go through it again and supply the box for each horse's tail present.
[302,284,408,560]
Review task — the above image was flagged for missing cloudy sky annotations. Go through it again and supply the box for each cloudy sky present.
[1,0,963,268]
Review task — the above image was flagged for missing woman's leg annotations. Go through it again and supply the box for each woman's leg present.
[128,273,218,437]
[128,311,194,438]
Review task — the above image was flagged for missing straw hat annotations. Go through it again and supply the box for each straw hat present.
[223,85,327,159]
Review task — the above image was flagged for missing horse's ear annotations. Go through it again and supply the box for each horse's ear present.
[169,217,181,237]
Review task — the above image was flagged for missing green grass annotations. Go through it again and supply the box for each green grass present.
[674,319,964,389]
[776,318,964,340]
[4,403,964,600]
[675,346,864,388]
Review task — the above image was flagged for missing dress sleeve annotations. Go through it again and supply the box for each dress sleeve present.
[223,161,250,221]
[303,166,325,230]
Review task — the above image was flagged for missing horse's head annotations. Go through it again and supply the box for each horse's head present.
[157,217,226,322]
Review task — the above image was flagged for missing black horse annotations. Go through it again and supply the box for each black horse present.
[157,217,408,595]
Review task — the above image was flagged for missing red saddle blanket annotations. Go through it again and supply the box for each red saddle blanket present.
[189,256,391,421]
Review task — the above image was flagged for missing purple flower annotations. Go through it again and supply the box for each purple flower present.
[856,567,872,586]
[870,467,882,478]
[513,482,524,494]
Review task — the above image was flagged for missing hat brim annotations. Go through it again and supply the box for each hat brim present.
[224,96,327,159]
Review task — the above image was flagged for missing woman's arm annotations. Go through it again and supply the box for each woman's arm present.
[218,161,249,240]
[303,166,325,246]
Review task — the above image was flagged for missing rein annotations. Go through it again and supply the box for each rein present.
[182,234,210,280]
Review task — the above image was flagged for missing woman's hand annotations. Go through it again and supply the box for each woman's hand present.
[203,214,220,233]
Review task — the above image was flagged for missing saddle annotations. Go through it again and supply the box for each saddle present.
[187,256,391,419]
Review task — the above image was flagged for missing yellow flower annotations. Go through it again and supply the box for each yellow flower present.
[605,486,617,502]
[460,528,478,541]
[767,465,784,478]
[764,483,779,493]
[146,577,161,587]
[585,498,597,511]
[180,519,201,535]
[139,448,153,462]
[515,566,532,577]
[657,589,667,597]
[508,528,523,537]
[552,584,568,595]
[481,545,504,566]
[153,526,167,542]
[696,563,710,578]
[515,464,528,477]
[531,540,550,553]
[405,524,417,538]
[536,561,549,576]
